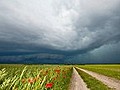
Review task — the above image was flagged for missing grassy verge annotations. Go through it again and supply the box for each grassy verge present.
[75,68,110,90]
[0,64,72,90]
[77,65,120,80]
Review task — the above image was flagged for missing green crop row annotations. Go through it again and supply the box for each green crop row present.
[0,65,72,90]
[77,64,120,80]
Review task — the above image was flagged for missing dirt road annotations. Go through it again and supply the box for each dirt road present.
[69,67,89,90]
[76,67,120,90]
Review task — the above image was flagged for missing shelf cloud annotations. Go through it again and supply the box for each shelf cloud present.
[0,0,120,57]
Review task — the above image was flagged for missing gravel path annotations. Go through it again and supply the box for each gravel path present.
[76,67,120,90]
[69,67,89,90]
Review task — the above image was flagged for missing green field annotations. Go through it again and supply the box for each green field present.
[76,64,120,80]
[0,64,120,90]
[0,64,72,90]
[75,68,110,90]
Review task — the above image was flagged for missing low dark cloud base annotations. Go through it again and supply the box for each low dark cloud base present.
[0,0,120,63]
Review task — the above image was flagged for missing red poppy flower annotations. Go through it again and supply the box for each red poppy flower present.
[28,78,34,84]
[54,69,60,73]
[45,83,53,88]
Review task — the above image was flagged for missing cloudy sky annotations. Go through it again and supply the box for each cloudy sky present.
[0,0,120,63]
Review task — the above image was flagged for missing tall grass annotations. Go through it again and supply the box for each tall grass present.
[0,65,72,90]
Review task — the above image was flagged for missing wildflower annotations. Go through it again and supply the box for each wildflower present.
[45,83,53,88]
[54,69,60,74]
[28,78,34,84]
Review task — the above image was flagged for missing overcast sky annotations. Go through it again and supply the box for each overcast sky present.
[0,0,120,63]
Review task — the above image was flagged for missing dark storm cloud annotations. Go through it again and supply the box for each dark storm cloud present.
[67,42,120,64]
[0,0,120,57]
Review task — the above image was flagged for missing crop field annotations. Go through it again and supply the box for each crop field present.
[75,67,110,90]
[77,64,120,80]
[0,64,72,90]
[0,64,120,90]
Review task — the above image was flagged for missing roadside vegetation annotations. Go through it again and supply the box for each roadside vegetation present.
[75,68,110,90]
[0,64,72,90]
[77,64,120,80]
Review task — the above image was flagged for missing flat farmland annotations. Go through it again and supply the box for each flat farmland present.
[0,64,120,90]
[76,64,120,80]
[0,64,72,90]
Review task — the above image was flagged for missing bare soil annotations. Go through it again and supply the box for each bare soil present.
[69,67,89,90]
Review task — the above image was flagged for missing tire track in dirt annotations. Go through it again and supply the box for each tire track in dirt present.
[69,67,89,90]
[76,67,120,90]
